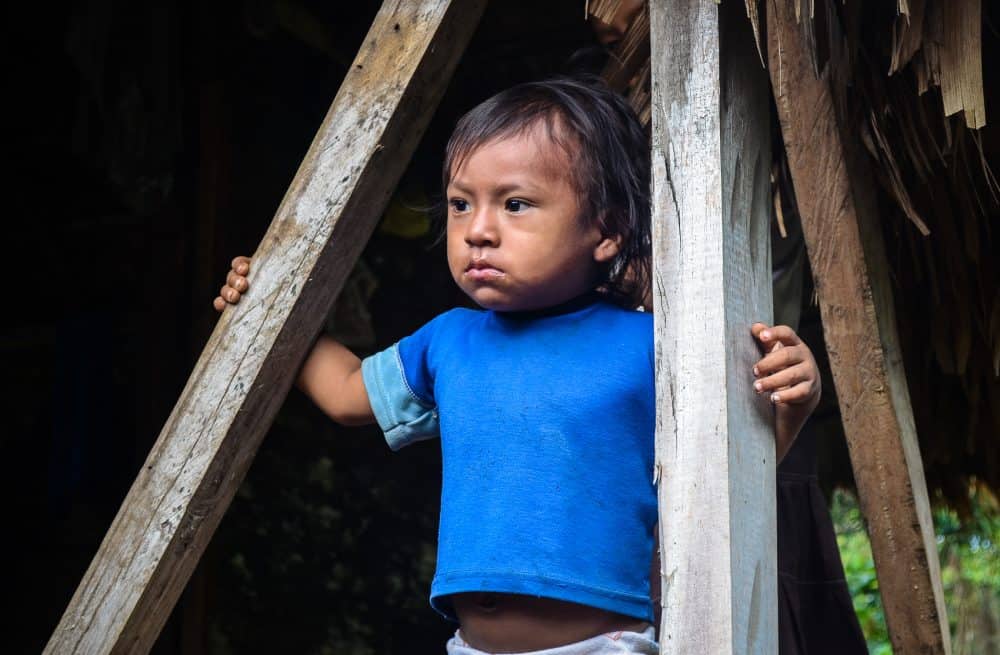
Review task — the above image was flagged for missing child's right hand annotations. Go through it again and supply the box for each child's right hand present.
[211,255,373,424]
[212,256,252,312]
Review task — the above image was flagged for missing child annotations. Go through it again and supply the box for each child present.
[214,78,821,654]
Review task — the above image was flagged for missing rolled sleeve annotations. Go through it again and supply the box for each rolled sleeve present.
[361,344,439,451]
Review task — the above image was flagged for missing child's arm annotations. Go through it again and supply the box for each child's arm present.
[214,256,375,426]
[750,323,821,462]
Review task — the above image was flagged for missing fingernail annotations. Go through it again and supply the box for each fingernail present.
[753,366,759,377]
[754,381,763,391]
[761,330,771,340]
[771,393,780,404]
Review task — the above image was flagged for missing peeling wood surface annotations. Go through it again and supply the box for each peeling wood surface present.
[650,0,775,652]
[43,1,485,653]
[768,1,952,653]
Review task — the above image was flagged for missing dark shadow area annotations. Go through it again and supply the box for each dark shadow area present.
[6,1,598,652]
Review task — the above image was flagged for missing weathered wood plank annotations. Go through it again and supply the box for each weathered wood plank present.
[44,2,485,653]
[767,1,952,653]
[649,1,775,653]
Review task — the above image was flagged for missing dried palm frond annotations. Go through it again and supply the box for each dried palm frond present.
[786,0,999,499]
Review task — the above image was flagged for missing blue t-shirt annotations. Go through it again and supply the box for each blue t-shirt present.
[360,292,656,621]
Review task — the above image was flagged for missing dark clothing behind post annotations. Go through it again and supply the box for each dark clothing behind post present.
[772,213,867,654]
[776,426,867,654]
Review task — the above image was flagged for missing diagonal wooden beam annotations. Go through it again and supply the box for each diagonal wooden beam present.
[44,1,485,652]
[650,1,776,652]
[766,1,951,653]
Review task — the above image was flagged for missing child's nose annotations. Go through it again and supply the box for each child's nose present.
[464,209,499,247]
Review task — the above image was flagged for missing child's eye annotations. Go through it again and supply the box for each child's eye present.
[504,198,531,213]
[449,198,470,213]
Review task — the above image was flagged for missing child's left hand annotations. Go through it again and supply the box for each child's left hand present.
[750,323,821,462]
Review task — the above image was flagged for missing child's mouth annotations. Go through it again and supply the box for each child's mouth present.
[465,262,505,281]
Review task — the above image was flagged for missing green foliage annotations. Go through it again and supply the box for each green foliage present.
[832,489,892,654]
[832,484,1000,654]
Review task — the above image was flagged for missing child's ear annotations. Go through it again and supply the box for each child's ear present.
[593,234,622,263]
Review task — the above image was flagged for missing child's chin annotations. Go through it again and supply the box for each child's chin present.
[471,296,517,312]
[465,287,523,312]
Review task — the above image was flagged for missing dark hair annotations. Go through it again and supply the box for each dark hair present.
[442,76,651,308]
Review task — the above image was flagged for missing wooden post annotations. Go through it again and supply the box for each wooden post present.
[650,1,776,653]
[44,2,485,653]
[767,2,952,653]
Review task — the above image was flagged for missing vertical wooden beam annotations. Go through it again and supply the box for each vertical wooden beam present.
[767,1,951,653]
[44,1,485,653]
[650,1,775,653]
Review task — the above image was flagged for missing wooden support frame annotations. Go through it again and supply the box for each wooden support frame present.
[766,1,951,653]
[44,1,484,652]
[650,1,776,652]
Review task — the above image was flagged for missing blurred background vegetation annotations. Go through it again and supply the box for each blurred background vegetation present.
[834,485,1000,654]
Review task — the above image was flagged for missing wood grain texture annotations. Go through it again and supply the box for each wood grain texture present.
[650,1,775,652]
[43,1,484,653]
[767,1,952,653]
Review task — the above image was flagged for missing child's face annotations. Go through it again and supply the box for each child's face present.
[445,126,619,312]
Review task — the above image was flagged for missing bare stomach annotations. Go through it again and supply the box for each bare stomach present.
[451,592,650,653]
